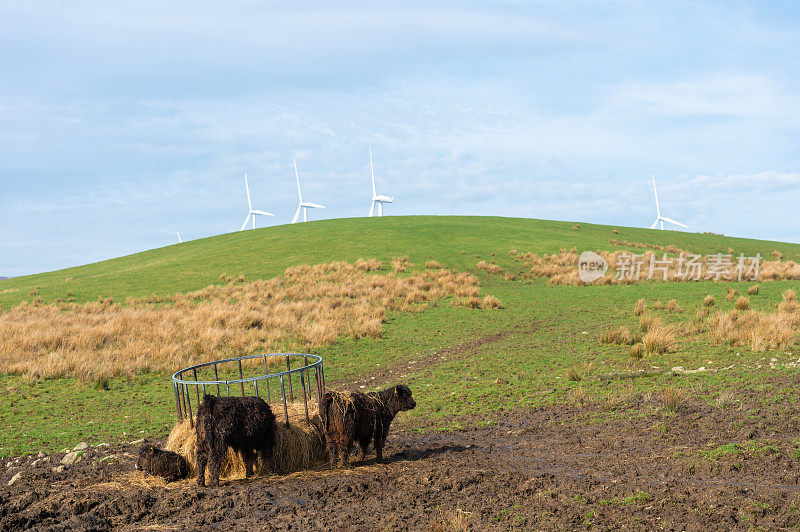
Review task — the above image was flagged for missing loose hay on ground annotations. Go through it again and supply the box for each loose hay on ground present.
[164,402,326,481]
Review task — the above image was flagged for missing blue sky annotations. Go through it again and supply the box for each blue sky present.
[1,1,799,276]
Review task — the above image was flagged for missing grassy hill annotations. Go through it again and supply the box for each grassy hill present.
[2,215,800,456]
[2,215,798,308]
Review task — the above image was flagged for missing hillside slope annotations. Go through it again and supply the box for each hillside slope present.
[2,215,798,307]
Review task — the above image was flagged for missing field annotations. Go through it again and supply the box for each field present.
[3,215,800,529]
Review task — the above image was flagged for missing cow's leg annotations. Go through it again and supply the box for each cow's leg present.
[196,446,207,487]
[342,435,353,468]
[209,443,225,487]
[242,449,256,478]
[358,437,370,462]
[327,437,339,468]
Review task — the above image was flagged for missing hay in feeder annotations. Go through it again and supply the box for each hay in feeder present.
[165,401,327,481]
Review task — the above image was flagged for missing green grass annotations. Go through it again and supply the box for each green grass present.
[2,215,800,456]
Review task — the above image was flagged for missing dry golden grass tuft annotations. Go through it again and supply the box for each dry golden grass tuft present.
[503,271,516,281]
[64,277,74,282]
[697,307,712,321]
[703,295,715,307]
[784,289,797,302]
[653,300,665,310]
[661,387,687,413]
[0,260,492,379]
[773,250,782,260]
[476,261,503,274]
[748,285,760,295]
[726,288,738,302]
[601,385,637,411]
[391,256,414,272]
[425,260,443,270]
[566,366,581,381]
[355,258,382,271]
[630,343,644,359]
[480,295,502,310]
[715,389,736,408]
[639,315,658,332]
[735,296,750,310]
[601,326,637,345]
[634,299,646,316]
[642,320,675,354]
[666,299,682,313]
[430,508,472,532]
[568,386,588,406]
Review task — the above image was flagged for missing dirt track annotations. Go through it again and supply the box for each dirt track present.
[4,391,800,531]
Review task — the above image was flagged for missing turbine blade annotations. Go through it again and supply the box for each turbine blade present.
[293,157,303,202]
[304,202,325,209]
[244,173,252,211]
[369,141,376,197]
[240,214,251,231]
[177,232,182,243]
[251,210,274,216]
[651,175,660,218]
[369,201,375,217]
[292,206,301,224]
[650,218,659,229]
[660,216,688,229]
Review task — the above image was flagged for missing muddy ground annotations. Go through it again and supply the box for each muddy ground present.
[4,388,800,531]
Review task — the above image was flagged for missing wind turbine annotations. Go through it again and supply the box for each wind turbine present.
[368,142,393,217]
[239,173,274,230]
[291,157,325,223]
[649,175,687,230]
[177,232,183,243]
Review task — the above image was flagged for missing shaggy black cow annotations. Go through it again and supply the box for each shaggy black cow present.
[136,444,189,482]
[322,384,416,468]
[195,394,277,487]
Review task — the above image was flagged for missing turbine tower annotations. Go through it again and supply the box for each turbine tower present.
[368,142,393,217]
[177,232,183,243]
[239,173,274,231]
[649,175,687,230]
[292,157,325,223]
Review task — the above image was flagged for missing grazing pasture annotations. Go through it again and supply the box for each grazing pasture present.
[3,216,800,528]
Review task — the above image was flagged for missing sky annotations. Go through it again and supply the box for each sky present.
[1,1,799,277]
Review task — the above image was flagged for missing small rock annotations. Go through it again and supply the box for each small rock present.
[95,443,110,447]
[36,451,45,459]
[73,442,89,451]
[61,450,84,466]
[129,439,145,445]
[52,465,65,473]
[8,472,21,486]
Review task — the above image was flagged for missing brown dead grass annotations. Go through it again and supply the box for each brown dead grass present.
[476,261,503,275]
[165,402,326,480]
[634,299,646,316]
[708,301,800,352]
[661,387,687,413]
[748,285,760,295]
[518,249,800,285]
[704,295,715,307]
[425,260,443,270]
[642,321,675,354]
[0,260,491,379]
[735,296,750,310]
[430,508,472,532]
[601,326,640,346]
